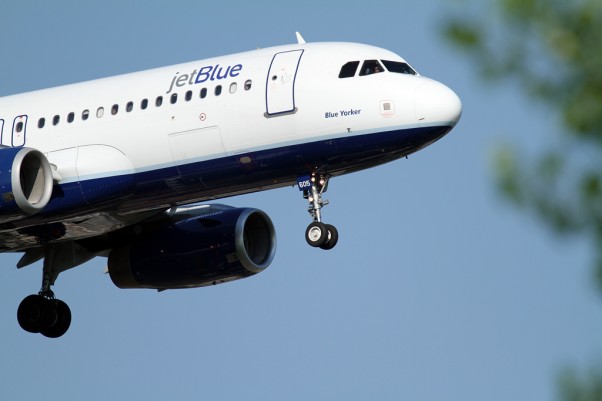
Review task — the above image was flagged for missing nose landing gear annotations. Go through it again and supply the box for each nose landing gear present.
[298,174,339,250]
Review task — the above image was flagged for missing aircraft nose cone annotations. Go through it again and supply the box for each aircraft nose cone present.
[414,80,462,125]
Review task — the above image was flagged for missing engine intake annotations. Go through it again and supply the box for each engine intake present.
[108,206,277,290]
[0,147,54,215]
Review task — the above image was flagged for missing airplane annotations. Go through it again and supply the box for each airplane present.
[0,33,461,338]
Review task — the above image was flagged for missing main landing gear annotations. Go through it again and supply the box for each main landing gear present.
[299,174,339,250]
[17,248,72,338]
[17,293,71,338]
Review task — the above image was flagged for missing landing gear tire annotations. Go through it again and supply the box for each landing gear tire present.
[17,294,71,338]
[40,299,71,339]
[17,294,52,333]
[306,222,329,247]
[320,224,339,250]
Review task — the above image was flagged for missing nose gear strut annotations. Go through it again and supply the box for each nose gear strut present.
[298,174,339,250]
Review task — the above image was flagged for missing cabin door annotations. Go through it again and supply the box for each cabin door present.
[11,115,27,147]
[265,49,304,116]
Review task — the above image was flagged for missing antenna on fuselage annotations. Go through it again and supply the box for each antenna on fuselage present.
[296,32,306,44]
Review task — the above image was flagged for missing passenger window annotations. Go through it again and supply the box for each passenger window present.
[381,60,417,75]
[97,107,104,118]
[126,101,134,112]
[229,82,237,94]
[68,112,75,123]
[156,96,163,107]
[141,99,148,110]
[244,80,252,90]
[38,118,45,129]
[170,93,177,104]
[339,61,360,78]
[53,115,60,126]
[82,110,90,120]
[111,104,119,115]
[215,85,222,96]
[200,88,207,99]
[359,60,384,76]
[185,90,192,101]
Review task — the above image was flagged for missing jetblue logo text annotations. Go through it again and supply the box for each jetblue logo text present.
[166,63,243,94]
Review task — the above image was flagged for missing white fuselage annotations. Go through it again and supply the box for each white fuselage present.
[0,41,461,245]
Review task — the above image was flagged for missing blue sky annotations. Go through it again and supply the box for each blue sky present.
[1,1,601,401]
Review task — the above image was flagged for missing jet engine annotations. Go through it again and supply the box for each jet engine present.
[108,205,277,290]
[0,147,54,215]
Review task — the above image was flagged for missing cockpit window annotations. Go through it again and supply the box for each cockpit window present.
[381,60,417,75]
[359,60,384,76]
[338,61,360,78]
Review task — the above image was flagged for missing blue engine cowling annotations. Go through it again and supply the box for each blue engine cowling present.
[0,147,54,215]
[107,205,277,290]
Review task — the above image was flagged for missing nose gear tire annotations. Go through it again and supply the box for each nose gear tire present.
[305,222,328,247]
[320,224,339,250]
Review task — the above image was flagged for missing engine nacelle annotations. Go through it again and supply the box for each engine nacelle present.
[0,147,54,215]
[108,205,277,290]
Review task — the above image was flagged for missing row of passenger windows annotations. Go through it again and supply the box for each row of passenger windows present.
[338,59,417,78]
[36,79,253,129]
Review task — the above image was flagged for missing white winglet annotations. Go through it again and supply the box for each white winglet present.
[295,32,306,44]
